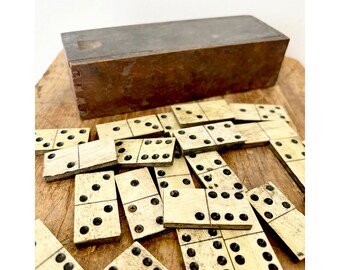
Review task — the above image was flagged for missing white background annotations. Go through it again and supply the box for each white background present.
[35,0,304,82]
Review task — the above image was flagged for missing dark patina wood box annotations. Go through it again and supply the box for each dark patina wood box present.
[61,15,289,119]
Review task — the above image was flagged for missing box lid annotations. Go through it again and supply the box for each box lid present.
[61,15,288,64]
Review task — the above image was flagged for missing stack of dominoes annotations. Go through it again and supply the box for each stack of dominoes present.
[35,97,305,269]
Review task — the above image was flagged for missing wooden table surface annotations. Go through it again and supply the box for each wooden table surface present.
[35,51,305,270]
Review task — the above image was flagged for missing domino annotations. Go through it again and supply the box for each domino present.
[225,232,283,270]
[73,171,121,246]
[156,112,181,136]
[285,159,305,192]
[256,104,290,122]
[205,121,245,148]
[178,229,234,270]
[229,103,261,122]
[174,125,214,154]
[185,151,247,191]
[53,128,90,149]
[171,99,235,128]
[221,208,283,270]
[115,139,141,165]
[177,228,223,246]
[230,103,290,123]
[35,128,90,155]
[103,241,168,270]
[247,182,305,261]
[35,219,83,269]
[269,137,305,191]
[115,138,176,167]
[115,168,167,240]
[171,102,209,127]
[96,119,133,140]
[35,129,57,154]
[43,138,117,182]
[174,121,245,154]
[163,188,254,229]
[258,120,298,140]
[197,99,235,123]
[127,115,163,137]
[155,151,195,198]
[96,114,163,140]
[236,122,269,148]
[137,138,175,166]
[269,137,305,163]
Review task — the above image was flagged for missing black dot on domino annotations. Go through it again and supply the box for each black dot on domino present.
[230,242,240,252]
[55,252,66,263]
[131,247,141,256]
[182,234,191,242]
[187,248,196,257]
[217,255,227,265]
[143,257,153,266]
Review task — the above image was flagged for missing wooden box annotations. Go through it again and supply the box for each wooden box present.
[61,15,289,119]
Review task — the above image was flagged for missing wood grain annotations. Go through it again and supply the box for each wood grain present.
[35,51,305,270]
[62,16,289,119]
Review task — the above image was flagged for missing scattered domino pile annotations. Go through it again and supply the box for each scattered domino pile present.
[35,98,305,269]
